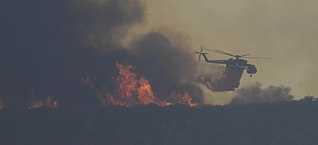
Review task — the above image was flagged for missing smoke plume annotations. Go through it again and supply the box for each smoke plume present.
[0,0,277,109]
[0,0,148,109]
[69,0,145,50]
[130,32,202,100]
[230,82,294,105]
[0,0,207,109]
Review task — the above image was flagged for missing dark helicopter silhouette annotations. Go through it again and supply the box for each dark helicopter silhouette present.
[195,46,271,77]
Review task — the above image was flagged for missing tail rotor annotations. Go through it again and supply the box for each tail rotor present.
[195,46,208,61]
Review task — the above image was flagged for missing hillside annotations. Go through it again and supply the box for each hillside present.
[1,98,318,145]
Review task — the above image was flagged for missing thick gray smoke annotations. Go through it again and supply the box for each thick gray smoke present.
[0,0,147,108]
[130,33,201,101]
[0,0,202,109]
[230,82,294,105]
[69,0,145,50]
[1,0,280,109]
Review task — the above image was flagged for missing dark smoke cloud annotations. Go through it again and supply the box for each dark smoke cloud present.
[0,0,203,109]
[0,0,144,108]
[69,0,144,50]
[230,82,294,105]
[129,32,202,102]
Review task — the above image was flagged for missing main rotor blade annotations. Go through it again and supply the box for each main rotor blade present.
[210,49,235,57]
[213,49,237,57]
[240,54,251,57]
[243,56,272,59]
[203,48,236,57]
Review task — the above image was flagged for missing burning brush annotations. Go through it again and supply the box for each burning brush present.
[98,63,198,107]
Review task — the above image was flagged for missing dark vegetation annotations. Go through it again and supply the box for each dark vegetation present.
[1,97,318,145]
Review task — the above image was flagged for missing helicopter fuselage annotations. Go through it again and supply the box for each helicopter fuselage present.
[200,53,257,76]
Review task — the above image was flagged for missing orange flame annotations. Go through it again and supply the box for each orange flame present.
[116,63,137,98]
[102,63,198,107]
[137,78,172,106]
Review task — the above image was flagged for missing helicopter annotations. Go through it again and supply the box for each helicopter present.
[195,46,271,77]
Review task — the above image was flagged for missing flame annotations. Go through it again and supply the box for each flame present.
[116,63,137,98]
[137,78,172,106]
[28,96,59,110]
[102,63,198,107]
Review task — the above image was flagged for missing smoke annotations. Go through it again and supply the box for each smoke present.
[230,82,294,105]
[69,0,145,50]
[1,0,275,109]
[0,0,207,109]
[0,0,145,109]
[130,32,202,101]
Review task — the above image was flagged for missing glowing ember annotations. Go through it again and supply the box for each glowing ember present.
[106,94,131,107]
[28,96,59,110]
[103,63,198,107]
[0,98,5,110]
[28,99,45,110]
[170,92,199,107]
[46,96,59,108]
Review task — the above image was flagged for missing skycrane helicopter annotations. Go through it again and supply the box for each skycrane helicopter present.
[195,47,271,77]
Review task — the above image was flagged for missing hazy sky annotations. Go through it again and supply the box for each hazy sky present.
[140,0,318,100]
